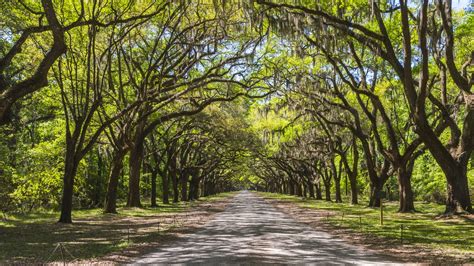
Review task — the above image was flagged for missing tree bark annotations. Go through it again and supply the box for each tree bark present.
[308,181,315,198]
[150,170,158,207]
[288,180,295,195]
[348,173,358,204]
[180,170,188,202]
[415,116,473,213]
[104,150,126,213]
[296,182,303,197]
[445,167,472,214]
[171,169,179,203]
[397,168,414,212]
[127,140,144,207]
[332,160,342,203]
[315,181,322,200]
[368,182,383,208]
[324,181,331,201]
[162,171,170,204]
[334,178,342,203]
[188,168,201,201]
[58,148,79,223]
[397,159,416,212]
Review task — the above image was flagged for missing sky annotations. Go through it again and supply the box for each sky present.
[452,0,471,10]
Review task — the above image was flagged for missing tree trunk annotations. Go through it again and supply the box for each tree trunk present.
[334,177,342,203]
[180,172,188,202]
[414,112,473,213]
[331,159,342,203]
[127,141,143,207]
[296,182,303,197]
[324,180,331,201]
[188,169,200,201]
[397,164,415,212]
[315,181,322,200]
[445,168,472,213]
[289,180,295,195]
[348,173,358,204]
[162,171,170,204]
[368,183,382,207]
[95,149,103,207]
[171,168,179,203]
[151,170,157,207]
[308,181,315,198]
[104,150,125,213]
[188,180,195,200]
[208,181,215,195]
[203,180,209,197]
[58,149,79,223]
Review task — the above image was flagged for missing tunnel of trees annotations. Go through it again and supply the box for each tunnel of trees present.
[0,0,472,224]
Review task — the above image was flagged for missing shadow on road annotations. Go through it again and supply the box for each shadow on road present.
[137,191,399,264]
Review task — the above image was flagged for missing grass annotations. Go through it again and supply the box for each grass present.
[258,192,474,254]
[0,192,236,263]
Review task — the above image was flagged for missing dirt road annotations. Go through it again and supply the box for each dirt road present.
[136,191,399,264]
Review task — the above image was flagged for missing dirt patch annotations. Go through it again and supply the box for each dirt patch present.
[262,197,474,264]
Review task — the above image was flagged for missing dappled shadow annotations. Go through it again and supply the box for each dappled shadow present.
[137,191,399,264]
[0,203,224,263]
[264,196,473,263]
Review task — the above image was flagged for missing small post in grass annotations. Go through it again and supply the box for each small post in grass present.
[380,202,384,226]
[400,224,404,245]
[378,191,386,226]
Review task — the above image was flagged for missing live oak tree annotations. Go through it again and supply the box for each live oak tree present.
[0,0,472,226]
[53,9,148,222]
[255,0,473,214]
[0,0,164,124]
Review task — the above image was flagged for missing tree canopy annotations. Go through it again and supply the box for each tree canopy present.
[0,0,472,225]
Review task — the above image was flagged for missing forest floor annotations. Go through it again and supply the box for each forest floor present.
[134,191,400,264]
[259,192,474,264]
[0,192,236,264]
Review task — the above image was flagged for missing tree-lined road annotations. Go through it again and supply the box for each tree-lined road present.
[136,191,399,264]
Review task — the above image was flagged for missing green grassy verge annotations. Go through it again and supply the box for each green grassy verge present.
[0,192,236,263]
[258,192,473,253]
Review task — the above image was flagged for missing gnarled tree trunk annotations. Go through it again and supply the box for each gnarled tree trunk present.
[162,171,170,204]
[308,181,315,198]
[58,146,79,223]
[180,170,189,202]
[368,182,383,208]
[150,170,158,207]
[348,173,358,204]
[127,140,144,207]
[104,150,126,213]
[315,180,322,200]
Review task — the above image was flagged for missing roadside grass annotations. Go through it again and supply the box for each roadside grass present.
[258,192,474,253]
[0,192,236,263]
